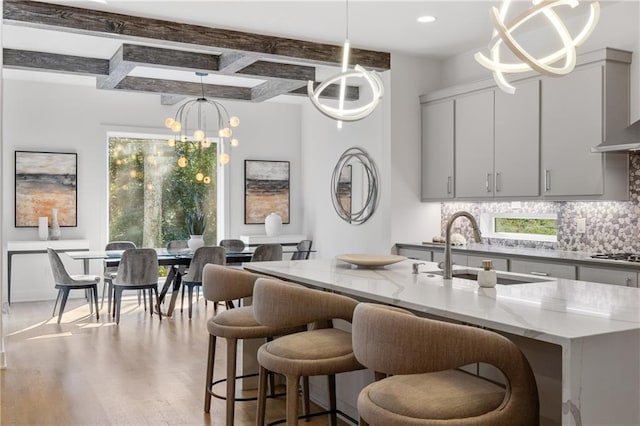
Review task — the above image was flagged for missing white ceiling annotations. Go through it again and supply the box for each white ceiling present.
[1,1,615,91]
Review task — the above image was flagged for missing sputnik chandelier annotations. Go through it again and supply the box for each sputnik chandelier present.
[307,0,384,125]
[164,72,240,181]
[475,0,600,94]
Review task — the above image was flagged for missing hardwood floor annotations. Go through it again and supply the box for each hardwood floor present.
[1,296,347,425]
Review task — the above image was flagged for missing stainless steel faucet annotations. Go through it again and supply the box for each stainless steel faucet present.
[444,211,482,279]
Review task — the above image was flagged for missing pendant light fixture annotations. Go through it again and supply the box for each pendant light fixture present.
[307,0,384,124]
[474,0,600,94]
[164,72,240,181]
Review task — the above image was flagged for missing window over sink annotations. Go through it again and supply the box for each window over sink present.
[480,212,557,242]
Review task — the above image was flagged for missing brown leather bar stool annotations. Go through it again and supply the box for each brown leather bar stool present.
[352,303,539,426]
[252,278,364,426]
[201,265,302,426]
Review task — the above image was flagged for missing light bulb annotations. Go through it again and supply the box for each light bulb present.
[178,156,188,168]
[168,139,176,147]
[203,176,211,184]
[219,153,230,165]
[165,117,175,128]
[146,183,153,190]
[181,136,188,143]
[201,138,212,148]
[194,129,205,141]
[171,121,182,132]
[231,138,239,147]
[131,154,137,160]
[195,172,204,181]
[230,116,240,127]
[218,128,225,137]
[223,127,232,137]
[129,170,136,178]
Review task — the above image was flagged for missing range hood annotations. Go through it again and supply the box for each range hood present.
[592,120,640,153]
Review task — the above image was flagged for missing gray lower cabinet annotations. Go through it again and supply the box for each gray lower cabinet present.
[467,254,508,271]
[421,100,454,200]
[396,247,432,262]
[508,259,577,280]
[578,266,638,287]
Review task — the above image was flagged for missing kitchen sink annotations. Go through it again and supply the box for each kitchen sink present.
[423,269,551,285]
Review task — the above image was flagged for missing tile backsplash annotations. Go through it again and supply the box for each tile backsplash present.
[441,154,640,253]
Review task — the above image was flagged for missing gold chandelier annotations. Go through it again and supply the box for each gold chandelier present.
[164,72,240,181]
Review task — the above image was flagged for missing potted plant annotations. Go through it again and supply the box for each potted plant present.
[186,208,207,252]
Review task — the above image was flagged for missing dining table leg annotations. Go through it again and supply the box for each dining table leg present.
[165,272,182,317]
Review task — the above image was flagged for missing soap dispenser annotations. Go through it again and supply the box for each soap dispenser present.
[477,260,497,288]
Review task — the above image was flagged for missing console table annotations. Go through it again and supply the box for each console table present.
[5,239,90,304]
[239,234,307,247]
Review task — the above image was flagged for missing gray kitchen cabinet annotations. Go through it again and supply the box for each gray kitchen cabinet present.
[433,251,467,267]
[467,254,508,271]
[494,80,540,197]
[510,259,576,280]
[455,90,494,198]
[456,81,540,199]
[421,100,454,200]
[541,56,629,200]
[578,266,638,287]
[396,247,432,262]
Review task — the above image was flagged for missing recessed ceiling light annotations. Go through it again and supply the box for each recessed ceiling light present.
[417,16,437,24]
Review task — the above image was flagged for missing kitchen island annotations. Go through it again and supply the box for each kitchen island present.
[244,258,640,426]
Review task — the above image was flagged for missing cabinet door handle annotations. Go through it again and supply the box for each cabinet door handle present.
[495,172,501,192]
[447,176,452,194]
[530,271,549,277]
[544,169,551,192]
[486,173,492,193]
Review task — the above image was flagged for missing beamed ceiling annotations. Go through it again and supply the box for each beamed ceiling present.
[2,0,391,103]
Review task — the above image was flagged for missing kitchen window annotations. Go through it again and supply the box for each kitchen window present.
[479,212,558,242]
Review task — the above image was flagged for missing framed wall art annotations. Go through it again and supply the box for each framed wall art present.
[244,160,290,224]
[15,151,77,227]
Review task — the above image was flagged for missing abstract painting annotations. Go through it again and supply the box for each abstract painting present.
[245,160,290,224]
[15,151,77,227]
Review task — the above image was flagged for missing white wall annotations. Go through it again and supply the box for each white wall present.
[300,72,391,258]
[389,53,443,245]
[1,77,302,271]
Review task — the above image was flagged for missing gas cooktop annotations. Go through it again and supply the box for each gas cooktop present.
[590,253,640,263]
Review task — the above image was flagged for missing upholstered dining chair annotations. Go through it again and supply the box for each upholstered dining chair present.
[251,244,283,262]
[112,248,161,324]
[47,248,100,324]
[180,246,225,319]
[291,240,312,260]
[102,240,136,313]
[202,264,303,425]
[252,277,364,426]
[352,303,539,426]
[219,239,246,253]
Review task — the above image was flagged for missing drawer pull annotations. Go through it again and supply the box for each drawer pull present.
[530,271,549,277]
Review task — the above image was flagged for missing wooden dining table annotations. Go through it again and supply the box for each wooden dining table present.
[65,248,256,316]
[64,247,311,316]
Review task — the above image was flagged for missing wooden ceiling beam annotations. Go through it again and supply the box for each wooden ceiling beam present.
[290,83,359,100]
[3,0,390,70]
[113,76,253,101]
[3,48,109,75]
[98,44,221,89]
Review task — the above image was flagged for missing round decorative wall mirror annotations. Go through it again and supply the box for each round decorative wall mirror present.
[330,147,379,224]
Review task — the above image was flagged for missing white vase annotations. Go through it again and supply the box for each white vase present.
[265,212,283,237]
[188,235,205,252]
[38,217,49,241]
[49,208,61,240]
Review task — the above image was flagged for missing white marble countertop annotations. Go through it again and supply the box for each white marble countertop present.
[396,242,640,269]
[244,258,640,346]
